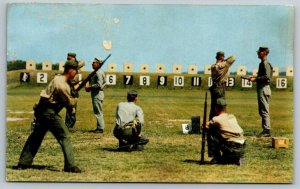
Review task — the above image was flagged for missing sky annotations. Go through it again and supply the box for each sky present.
[7,4,294,72]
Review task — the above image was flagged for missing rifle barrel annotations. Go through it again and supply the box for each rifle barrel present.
[76,54,111,92]
[200,92,207,163]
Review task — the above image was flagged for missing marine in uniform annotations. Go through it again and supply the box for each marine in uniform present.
[248,47,273,137]
[64,53,85,129]
[209,51,236,120]
[14,61,82,173]
[206,98,245,165]
[85,58,106,133]
[113,90,149,151]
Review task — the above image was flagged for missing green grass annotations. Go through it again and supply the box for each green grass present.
[5,86,293,183]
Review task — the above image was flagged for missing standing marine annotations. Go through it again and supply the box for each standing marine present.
[209,51,236,120]
[14,61,82,173]
[65,52,85,129]
[85,58,106,133]
[248,46,273,137]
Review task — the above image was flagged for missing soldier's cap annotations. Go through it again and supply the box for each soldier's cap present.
[93,58,103,64]
[67,53,76,58]
[216,98,227,107]
[216,51,225,57]
[127,90,138,98]
[257,46,269,52]
[64,60,79,70]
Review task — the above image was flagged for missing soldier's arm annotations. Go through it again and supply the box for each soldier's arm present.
[136,107,144,126]
[91,71,106,90]
[225,55,236,67]
[57,84,78,110]
[256,62,272,82]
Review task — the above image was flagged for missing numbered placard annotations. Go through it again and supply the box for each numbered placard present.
[140,76,150,86]
[208,77,212,87]
[20,72,30,83]
[157,76,167,86]
[276,78,287,88]
[192,77,201,86]
[106,74,116,85]
[174,76,184,87]
[123,75,133,85]
[226,78,235,87]
[208,77,235,87]
[37,73,47,83]
[241,78,252,88]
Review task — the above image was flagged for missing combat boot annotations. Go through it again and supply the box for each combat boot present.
[64,166,82,173]
[257,129,271,137]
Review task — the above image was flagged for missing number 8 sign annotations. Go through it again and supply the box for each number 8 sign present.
[37,73,48,83]
[140,76,150,86]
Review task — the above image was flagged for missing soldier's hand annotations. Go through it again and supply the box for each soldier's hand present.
[205,121,210,129]
[248,76,256,82]
[71,90,79,98]
[73,83,80,90]
[85,82,91,92]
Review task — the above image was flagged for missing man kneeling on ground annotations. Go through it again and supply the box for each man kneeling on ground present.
[206,98,246,165]
[113,90,149,151]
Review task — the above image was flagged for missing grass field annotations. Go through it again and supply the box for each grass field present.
[5,86,293,183]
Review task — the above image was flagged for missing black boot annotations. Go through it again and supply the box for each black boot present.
[13,163,31,170]
[257,129,271,137]
[64,166,82,173]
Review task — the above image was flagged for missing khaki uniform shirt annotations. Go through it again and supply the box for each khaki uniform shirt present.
[90,69,106,100]
[211,56,236,85]
[209,113,245,144]
[40,75,77,111]
[116,102,144,128]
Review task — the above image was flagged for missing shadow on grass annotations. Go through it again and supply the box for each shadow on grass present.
[182,159,212,165]
[101,147,134,153]
[10,165,60,172]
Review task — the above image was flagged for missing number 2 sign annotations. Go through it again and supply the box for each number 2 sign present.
[37,73,48,83]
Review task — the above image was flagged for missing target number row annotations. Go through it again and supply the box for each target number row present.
[20,72,288,88]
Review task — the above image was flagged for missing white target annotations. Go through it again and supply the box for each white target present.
[37,73,48,83]
[241,78,252,88]
[106,74,116,85]
[174,76,184,87]
[140,76,150,86]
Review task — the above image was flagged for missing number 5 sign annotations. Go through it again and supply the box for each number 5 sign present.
[276,78,287,88]
[37,73,48,83]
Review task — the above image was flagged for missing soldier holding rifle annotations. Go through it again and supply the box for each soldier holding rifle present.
[15,61,83,173]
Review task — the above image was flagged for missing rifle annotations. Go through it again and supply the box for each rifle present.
[200,92,208,164]
[240,76,250,80]
[75,53,111,92]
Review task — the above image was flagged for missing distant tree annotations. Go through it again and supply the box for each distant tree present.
[36,63,42,70]
[7,60,26,71]
[52,63,59,70]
